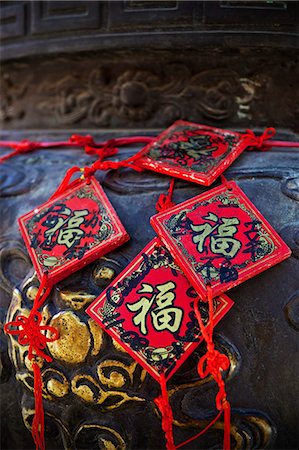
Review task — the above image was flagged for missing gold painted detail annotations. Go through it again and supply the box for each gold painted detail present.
[88,318,104,356]
[42,368,69,399]
[6,289,32,372]
[74,424,126,450]
[16,372,34,394]
[97,360,138,388]
[93,266,115,283]
[24,354,44,372]
[22,407,72,448]
[26,286,39,302]
[71,374,145,409]
[17,368,69,400]
[112,338,127,353]
[59,290,96,310]
[47,312,90,364]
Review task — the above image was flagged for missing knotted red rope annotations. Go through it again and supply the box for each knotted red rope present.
[4,276,58,450]
[0,134,154,163]
[242,127,276,151]
[81,150,145,179]
[193,284,231,450]
[154,373,175,450]
[156,179,175,212]
[4,311,58,362]
[43,138,155,201]
[0,140,42,163]
[69,134,118,160]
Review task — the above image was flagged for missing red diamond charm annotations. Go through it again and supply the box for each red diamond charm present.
[18,177,129,285]
[87,238,233,382]
[151,181,291,298]
[136,120,253,186]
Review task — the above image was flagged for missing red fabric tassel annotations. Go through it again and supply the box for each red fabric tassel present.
[4,276,58,450]
[194,285,231,450]
[154,374,175,450]
[32,362,45,450]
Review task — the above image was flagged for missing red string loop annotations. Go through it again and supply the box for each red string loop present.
[4,311,59,363]
[86,145,118,160]
[243,127,276,151]
[156,179,175,212]
[69,135,119,160]
[82,157,144,179]
[156,194,175,212]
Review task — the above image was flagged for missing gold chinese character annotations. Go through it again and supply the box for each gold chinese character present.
[126,281,183,335]
[191,213,241,258]
[44,208,89,248]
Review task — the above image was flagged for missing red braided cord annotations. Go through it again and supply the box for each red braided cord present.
[32,362,45,450]
[4,275,58,450]
[156,179,176,212]
[193,285,231,450]
[154,373,175,450]
[0,135,155,163]
[48,166,82,201]
[45,138,153,200]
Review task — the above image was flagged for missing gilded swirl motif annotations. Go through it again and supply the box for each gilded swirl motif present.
[4,251,276,449]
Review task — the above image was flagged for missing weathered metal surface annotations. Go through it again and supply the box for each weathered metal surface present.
[1,1,298,60]
[0,132,298,449]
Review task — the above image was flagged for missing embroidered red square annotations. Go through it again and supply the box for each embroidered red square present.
[136,120,249,186]
[18,177,129,284]
[151,181,291,299]
[86,238,233,382]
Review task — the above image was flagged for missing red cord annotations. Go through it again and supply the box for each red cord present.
[156,179,175,212]
[48,166,82,201]
[176,410,223,449]
[154,373,175,450]
[31,362,45,450]
[0,135,155,164]
[193,285,231,450]
[4,275,58,450]
[242,128,276,151]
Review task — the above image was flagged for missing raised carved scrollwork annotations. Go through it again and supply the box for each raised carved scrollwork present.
[1,56,281,130]
[0,70,31,123]
[36,66,265,128]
